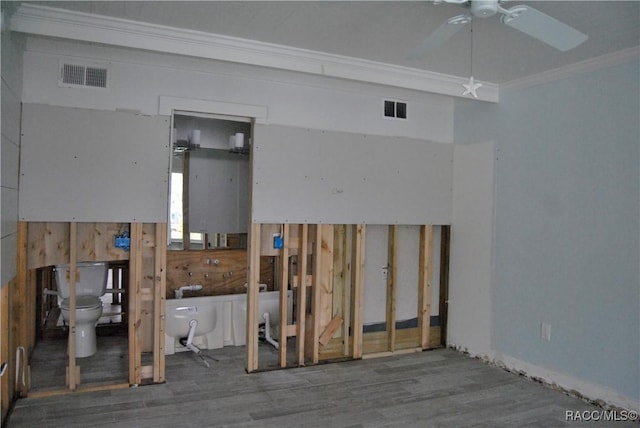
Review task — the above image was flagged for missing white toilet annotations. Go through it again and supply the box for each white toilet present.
[55,261,108,358]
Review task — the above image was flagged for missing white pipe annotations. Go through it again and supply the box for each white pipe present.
[175,284,203,299]
[262,312,279,350]
[183,319,210,367]
[185,319,198,352]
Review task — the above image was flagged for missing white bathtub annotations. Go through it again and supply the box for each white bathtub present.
[165,290,293,355]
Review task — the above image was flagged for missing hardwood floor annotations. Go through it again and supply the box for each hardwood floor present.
[8,347,636,427]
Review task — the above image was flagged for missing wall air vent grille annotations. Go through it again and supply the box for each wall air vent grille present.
[383,99,407,120]
[59,61,108,89]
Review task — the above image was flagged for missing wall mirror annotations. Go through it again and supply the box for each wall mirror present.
[169,113,251,250]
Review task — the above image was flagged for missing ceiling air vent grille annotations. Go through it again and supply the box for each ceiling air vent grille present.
[59,62,108,89]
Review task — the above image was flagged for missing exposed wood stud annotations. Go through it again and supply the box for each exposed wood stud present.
[68,222,77,390]
[279,224,289,368]
[386,225,398,353]
[296,224,308,366]
[28,382,130,398]
[246,222,260,372]
[128,223,143,385]
[310,225,323,364]
[319,315,343,346]
[439,225,451,346]
[352,225,365,359]
[418,225,433,350]
[15,222,29,397]
[342,225,353,356]
[153,224,167,382]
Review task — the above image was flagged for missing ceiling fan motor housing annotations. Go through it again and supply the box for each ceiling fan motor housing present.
[471,0,499,18]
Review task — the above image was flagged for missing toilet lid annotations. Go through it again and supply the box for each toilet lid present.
[60,296,102,310]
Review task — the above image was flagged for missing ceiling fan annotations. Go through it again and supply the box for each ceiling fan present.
[411,0,588,59]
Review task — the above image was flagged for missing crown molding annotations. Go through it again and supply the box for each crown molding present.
[501,46,640,91]
[10,3,498,103]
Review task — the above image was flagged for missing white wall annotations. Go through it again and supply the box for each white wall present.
[21,36,454,143]
[448,141,495,357]
[19,104,171,222]
[252,124,453,225]
[187,150,249,235]
[1,30,25,286]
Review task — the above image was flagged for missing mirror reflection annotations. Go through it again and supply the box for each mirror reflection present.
[169,114,251,250]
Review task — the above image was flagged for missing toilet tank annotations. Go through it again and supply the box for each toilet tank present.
[55,262,108,299]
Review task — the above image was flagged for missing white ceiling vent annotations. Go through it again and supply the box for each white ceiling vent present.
[59,61,108,89]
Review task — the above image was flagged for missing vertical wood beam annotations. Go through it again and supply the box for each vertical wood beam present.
[386,225,398,352]
[1,284,10,418]
[153,224,167,383]
[310,225,323,364]
[128,223,143,385]
[341,225,353,356]
[418,225,433,350]
[296,224,308,366]
[246,222,260,372]
[351,225,365,359]
[15,222,29,396]
[439,225,451,346]
[278,224,289,368]
[68,222,77,390]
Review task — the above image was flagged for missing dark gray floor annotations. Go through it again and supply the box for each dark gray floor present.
[8,347,637,427]
[30,335,128,390]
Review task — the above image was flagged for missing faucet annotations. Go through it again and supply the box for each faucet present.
[175,284,203,299]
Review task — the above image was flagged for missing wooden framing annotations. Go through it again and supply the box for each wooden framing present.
[153,225,167,383]
[246,222,261,372]
[15,222,30,397]
[243,222,443,373]
[7,221,166,397]
[351,225,365,359]
[67,222,78,390]
[439,225,451,346]
[278,224,290,368]
[296,224,308,366]
[360,224,438,356]
[386,225,398,353]
[418,225,433,350]
[128,222,143,385]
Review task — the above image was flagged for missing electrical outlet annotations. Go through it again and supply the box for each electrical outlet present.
[540,323,551,341]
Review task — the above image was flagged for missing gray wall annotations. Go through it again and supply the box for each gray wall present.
[252,124,453,225]
[494,61,639,402]
[188,150,249,235]
[449,99,499,356]
[448,141,495,356]
[1,29,25,286]
[19,104,171,222]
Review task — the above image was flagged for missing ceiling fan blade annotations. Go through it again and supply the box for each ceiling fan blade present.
[408,14,471,59]
[501,5,588,52]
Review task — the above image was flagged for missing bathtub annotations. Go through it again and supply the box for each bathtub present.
[165,290,293,355]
